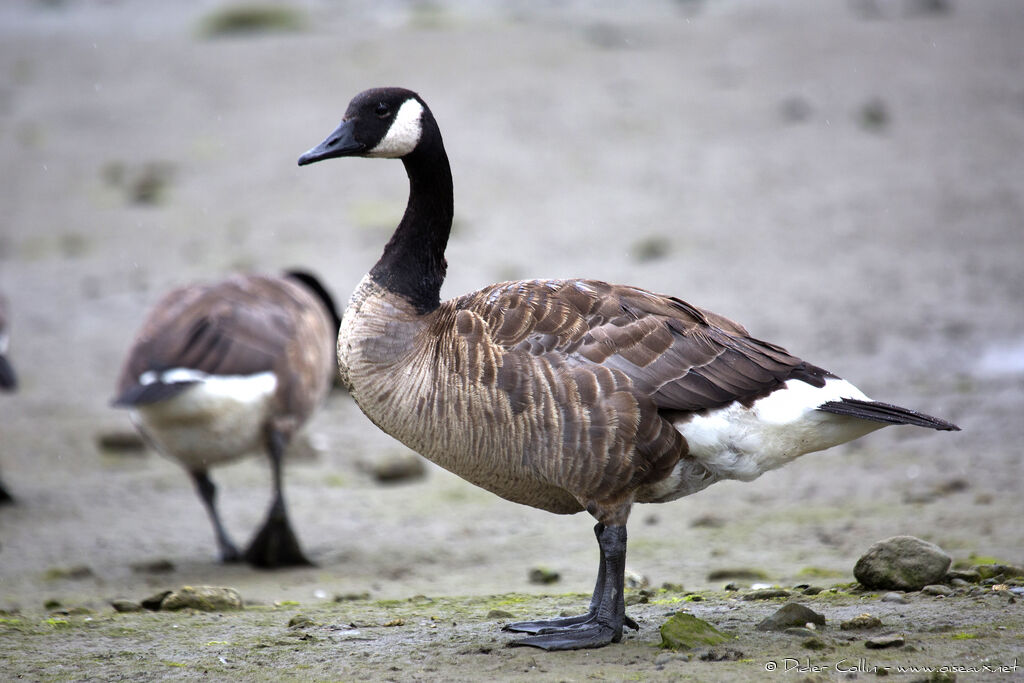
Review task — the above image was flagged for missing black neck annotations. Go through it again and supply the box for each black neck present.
[369,115,453,315]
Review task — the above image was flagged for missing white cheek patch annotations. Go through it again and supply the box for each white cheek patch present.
[368,98,424,158]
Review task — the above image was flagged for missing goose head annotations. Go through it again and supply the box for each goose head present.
[298,87,427,164]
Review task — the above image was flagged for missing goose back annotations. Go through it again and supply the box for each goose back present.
[117,273,336,443]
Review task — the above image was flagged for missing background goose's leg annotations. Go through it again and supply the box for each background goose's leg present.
[244,429,312,568]
[190,469,240,563]
[510,525,632,650]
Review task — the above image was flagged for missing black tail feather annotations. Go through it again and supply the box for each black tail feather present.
[817,398,960,432]
[111,381,197,407]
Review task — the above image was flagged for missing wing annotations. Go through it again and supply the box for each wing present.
[454,278,828,415]
[116,277,297,398]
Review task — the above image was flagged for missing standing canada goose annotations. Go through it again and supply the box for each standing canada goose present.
[298,88,960,650]
[113,271,341,568]
[0,293,17,504]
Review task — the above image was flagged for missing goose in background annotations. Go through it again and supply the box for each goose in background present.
[0,293,17,505]
[113,271,341,568]
[298,88,960,649]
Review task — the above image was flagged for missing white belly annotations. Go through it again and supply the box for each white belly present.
[130,371,278,470]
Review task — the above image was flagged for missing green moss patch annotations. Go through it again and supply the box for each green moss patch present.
[659,612,732,650]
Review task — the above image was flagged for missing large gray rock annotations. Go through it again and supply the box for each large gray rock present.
[854,536,951,591]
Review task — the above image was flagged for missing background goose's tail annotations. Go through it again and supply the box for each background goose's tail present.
[111,380,197,407]
[817,398,960,431]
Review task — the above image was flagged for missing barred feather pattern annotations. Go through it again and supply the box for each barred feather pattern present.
[338,275,829,525]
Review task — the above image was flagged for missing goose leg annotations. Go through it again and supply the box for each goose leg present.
[190,469,241,563]
[504,523,638,634]
[243,429,312,568]
[508,524,634,650]
[0,479,13,505]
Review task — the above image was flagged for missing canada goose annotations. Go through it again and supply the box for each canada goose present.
[113,271,341,568]
[0,293,17,504]
[298,87,960,650]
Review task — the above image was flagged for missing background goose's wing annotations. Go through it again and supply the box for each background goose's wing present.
[116,277,295,400]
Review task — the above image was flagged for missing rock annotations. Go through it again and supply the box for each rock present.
[130,558,175,574]
[689,514,726,529]
[624,569,649,589]
[803,637,828,650]
[865,633,906,649]
[288,614,315,628]
[659,613,731,650]
[362,451,426,484]
[527,567,560,585]
[95,429,147,454]
[802,586,825,596]
[946,569,980,583]
[854,536,951,591]
[841,613,883,630]
[784,627,819,638]
[333,592,370,602]
[110,599,143,613]
[974,564,1024,581]
[159,586,243,612]
[707,567,770,582]
[141,591,173,611]
[486,609,514,619]
[881,592,909,604]
[741,588,791,601]
[921,584,953,596]
[756,602,825,631]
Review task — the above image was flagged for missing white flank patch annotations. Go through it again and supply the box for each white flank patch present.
[675,377,883,482]
[130,370,278,469]
[0,332,8,354]
[368,98,424,158]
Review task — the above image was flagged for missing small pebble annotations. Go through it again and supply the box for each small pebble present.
[841,613,883,630]
[783,627,819,637]
[865,634,905,649]
[742,589,791,601]
[881,592,909,604]
[110,599,143,613]
[288,614,315,629]
[528,567,560,585]
[802,637,827,650]
[921,584,953,597]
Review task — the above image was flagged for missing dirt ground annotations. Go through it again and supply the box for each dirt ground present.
[1,0,1023,680]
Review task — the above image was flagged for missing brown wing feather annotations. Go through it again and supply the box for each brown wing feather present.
[446,279,824,518]
[457,279,822,413]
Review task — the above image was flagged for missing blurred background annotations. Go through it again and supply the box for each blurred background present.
[0,0,1021,616]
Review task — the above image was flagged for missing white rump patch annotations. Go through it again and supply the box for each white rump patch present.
[368,98,424,158]
[130,369,279,469]
[675,377,883,482]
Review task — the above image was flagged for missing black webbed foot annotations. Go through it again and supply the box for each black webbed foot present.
[504,613,638,635]
[510,622,621,650]
[503,524,633,650]
[243,508,313,569]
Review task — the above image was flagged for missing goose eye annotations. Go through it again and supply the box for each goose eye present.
[375,103,391,118]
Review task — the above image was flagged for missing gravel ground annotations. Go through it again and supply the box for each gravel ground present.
[1,0,1022,679]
